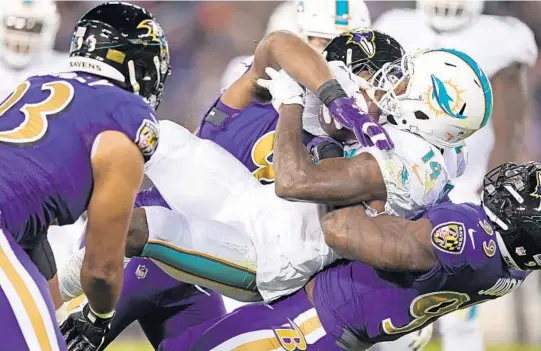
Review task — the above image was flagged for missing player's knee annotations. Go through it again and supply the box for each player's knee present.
[125,207,149,257]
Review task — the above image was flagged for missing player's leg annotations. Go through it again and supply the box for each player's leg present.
[438,307,485,351]
[139,283,226,348]
[158,288,338,351]
[99,258,162,349]
[146,119,260,220]
[0,229,66,351]
[140,205,260,300]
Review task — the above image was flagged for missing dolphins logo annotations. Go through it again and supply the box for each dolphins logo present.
[428,75,466,119]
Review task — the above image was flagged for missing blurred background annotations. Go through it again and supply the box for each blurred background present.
[6,0,541,350]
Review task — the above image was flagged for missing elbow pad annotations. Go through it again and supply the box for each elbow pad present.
[25,240,57,281]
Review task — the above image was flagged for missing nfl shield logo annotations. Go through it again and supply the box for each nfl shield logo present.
[135,265,148,279]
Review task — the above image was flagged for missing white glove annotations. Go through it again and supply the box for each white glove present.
[408,324,434,351]
[256,67,305,111]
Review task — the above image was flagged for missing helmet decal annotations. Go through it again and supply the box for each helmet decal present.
[428,74,466,119]
[335,0,349,28]
[345,30,376,58]
[435,48,493,127]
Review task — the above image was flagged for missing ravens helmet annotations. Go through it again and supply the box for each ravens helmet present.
[322,28,404,77]
[482,162,541,270]
[69,2,171,109]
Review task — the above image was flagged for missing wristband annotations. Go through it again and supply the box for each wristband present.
[89,305,115,320]
[316,79,348,107]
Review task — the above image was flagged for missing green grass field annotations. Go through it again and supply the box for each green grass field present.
[105,339,541,351]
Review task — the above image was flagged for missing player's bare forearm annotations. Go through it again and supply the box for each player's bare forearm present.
[83,131,144,314]
[321,206,436,271]
[488,63,528,169]
[252,31,333,93]
[274,104,386,206]
[222,31,333,109]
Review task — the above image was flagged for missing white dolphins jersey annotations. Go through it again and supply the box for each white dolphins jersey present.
[345,126,462,219]
[375,11,538,203]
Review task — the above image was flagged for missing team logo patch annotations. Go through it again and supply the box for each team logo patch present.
[479,220,493,236]
[431,222,466,254]
[483,240,496,258]
[135,264,148,279]
[136,119,159,157]
[345,30,376,58]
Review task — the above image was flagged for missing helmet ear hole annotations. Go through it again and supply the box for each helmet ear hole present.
[414,110,429,120]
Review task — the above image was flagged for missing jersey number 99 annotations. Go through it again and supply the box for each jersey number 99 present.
[382,291,471,335]
[0,80,74,144]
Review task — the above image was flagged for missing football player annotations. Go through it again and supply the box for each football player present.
[221,0,371,89]
[0,2,169,351]
[60,30,486,348]
[0,1,85,312]
[375,1,537,349]
[157,161,541,350]
[137,33,490,302]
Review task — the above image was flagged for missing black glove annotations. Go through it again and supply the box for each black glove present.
[60,303,114,351]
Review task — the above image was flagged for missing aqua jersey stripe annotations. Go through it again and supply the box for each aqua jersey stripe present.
[434,48,493,129]
[142,242,257,291]
[335,0,350,26]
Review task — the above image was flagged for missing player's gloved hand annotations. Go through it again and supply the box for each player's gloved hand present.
[306,136,344,163]
[256,67,305,111]
[60,302,114,351]
[326,96,394,150]
[408,323,433,351]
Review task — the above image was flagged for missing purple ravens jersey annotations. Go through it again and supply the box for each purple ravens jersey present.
[0,73,159,248]
[197,99,314,183]
[313,202,529,347]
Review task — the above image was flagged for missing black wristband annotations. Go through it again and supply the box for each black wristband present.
[316,79,348,107]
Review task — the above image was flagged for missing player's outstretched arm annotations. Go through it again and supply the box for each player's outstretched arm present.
[83,131,144,314]
[322,206,436,272]
[221,30,334,109]
[274,104,386,206]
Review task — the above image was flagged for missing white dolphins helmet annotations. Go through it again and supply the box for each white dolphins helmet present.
[417,0,484,32]
[297,0,371,39]
[265,1,371,40]
[0,0,60,69]
[265,1,302,36]
[373,49,493,149]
